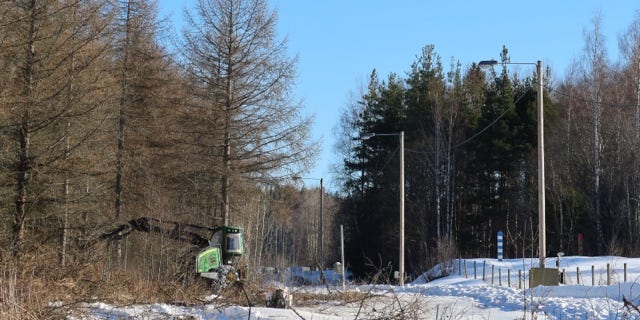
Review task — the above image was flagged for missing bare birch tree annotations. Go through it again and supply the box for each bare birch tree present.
[582,13,608,254]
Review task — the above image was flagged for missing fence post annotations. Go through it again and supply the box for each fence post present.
[607,263,611,286]
[499,268,502,286]
[508,269,511,287]
[474,261,477,279]
[625,263,627,283]
[464,260,467,278]
[491,265,495,285]
[518,270,522,289]
[483,261,486,281]
[591,265,595,286]
[576,267,580,284]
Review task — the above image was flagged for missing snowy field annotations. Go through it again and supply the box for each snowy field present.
[65,256,640,319]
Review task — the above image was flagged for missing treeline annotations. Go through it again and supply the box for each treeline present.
[0,0,324,289]
[336,13,640,280]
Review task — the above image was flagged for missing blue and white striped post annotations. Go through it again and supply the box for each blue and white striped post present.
[497,231,503,261]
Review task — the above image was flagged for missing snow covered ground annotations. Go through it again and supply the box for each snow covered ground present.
[65,256,640,319]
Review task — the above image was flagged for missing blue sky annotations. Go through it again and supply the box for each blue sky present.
[158,0,638,191]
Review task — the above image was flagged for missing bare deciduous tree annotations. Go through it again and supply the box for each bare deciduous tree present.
[182,0,317,226]
[582,12,609,254]
[0,0,113,259]
[111,0,177,262]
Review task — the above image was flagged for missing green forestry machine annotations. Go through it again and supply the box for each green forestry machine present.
[85,217,245,284]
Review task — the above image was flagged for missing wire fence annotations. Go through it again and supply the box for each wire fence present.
[454,258,639,290]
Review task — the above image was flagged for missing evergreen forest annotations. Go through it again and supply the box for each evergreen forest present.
[336,16,640,281]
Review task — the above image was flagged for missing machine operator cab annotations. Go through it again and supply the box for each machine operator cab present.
[196,226,244,281]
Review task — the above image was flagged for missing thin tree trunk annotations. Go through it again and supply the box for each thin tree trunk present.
[61,124,70,266]
[60,2,78,267]
[594,93,602,254]
[435,106,442,241]
[14,124,30,258]
[12,0,37,259]
[115,0,134,262]
[445,100,455,242]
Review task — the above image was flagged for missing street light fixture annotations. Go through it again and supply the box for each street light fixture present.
[360,131,405,286]
[479,59,546,268]
[293,176,324,269]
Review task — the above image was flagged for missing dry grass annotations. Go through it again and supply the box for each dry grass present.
[0,251,294,319]
[1,255,70,319]
[0,245,220,319]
